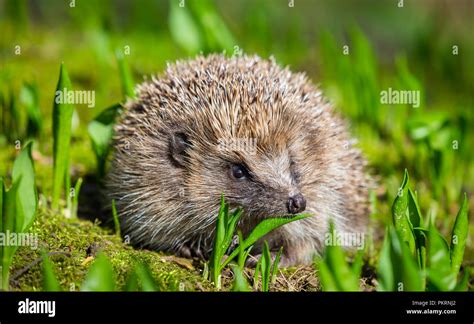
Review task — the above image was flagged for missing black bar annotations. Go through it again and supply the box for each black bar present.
[0,292,473,323]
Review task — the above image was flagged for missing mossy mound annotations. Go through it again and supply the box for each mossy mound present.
[10,206,215,291]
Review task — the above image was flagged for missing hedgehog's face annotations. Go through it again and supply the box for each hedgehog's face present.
[169,129,311,224]
[223,152,307,217]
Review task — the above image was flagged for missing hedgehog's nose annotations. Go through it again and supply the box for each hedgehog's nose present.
[287,193,306,214]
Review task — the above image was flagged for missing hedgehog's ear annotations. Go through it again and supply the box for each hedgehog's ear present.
[169,132,190,167]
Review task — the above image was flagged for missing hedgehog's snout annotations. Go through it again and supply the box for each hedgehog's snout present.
[287,193,306,214]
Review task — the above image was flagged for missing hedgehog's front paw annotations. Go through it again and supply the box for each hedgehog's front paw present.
[176,243,205,259]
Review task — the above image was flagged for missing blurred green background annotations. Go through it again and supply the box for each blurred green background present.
[0,0,473,258]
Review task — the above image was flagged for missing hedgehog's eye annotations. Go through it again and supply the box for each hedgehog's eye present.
[230,164,249,180]
[289,159,301,182]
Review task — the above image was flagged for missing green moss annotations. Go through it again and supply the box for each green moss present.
[10,207,215,291]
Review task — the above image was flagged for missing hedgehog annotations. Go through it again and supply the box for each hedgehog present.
[106,54,370,266]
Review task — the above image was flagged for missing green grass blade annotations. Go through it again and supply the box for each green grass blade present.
[392,169,415,253]
[0,178,4,288]
[407,188,422,228]
[237,231,251,269]
[19,83,42,138]
[271,246,283,284]
[81,254,116,291]
[52,63,74,210]
[41,252,62,291]
[124,270,139,291]
[223,208,242,251]
[408,188,426,272]
[70,177,82,219]
[261,241,271,292]
[450,193,469,275]
[253,256,262,290]
[317,260,338,291]
[11,142,37,232]
[1,180,20,290]
[210,195,227,287]
[115,50,135,99]
[351,248,365,278]
[111,199,121,236]
[0,178,3,235]
[134,262,158,291]
[324,237,360,290]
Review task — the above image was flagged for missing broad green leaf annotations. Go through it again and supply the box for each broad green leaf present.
[392,169,415,253]
[378,227,423,291]
[393,227,424,291]
[317,222,359,291]
[450,193,469,275]
[407,112,447,141]
[325,238,359,290]
[93,103,122,125]
[223,213,312,267]
[81,254,116,291]
[52,63,74,210]
[12,142,37,231]
[88,121,113,177]
[88,103,121,177]
[231,264,251,292]
[168,0,203,54]
[42,252,62,291]
[377,229,394,291]
[428,225,456,291]
[188,0,235,53]
[453,268,469,291]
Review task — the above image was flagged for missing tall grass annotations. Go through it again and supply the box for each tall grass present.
[0,142,37,290]
[51,63,74,210]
